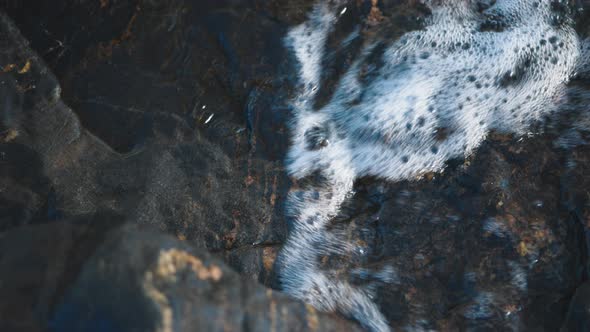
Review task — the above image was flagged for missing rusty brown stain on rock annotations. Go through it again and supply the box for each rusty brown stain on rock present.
[119,5,140,41]
[97,5,140,58]
[305,303,319,331]
[156,249,223,282]
[367,0,384,26]
[517,241,529,256]
[1,128,18,142]
[533,229,549,241]
[262,246,277,271]
[245,175,255,186]
[224,213,240,249]
[489,132,514,142]
[17,60,30,74]
[143,271,173,332]
[15,83,35,93]
[404,286,418,302]
[422,171,436,181]
[2,63,16,72]
[223,228,238,249]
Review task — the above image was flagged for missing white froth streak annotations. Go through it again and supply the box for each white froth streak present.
[280,3,391,332]
[284,3,335,101]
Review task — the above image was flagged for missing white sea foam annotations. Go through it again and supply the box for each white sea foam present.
[279,1,583,331]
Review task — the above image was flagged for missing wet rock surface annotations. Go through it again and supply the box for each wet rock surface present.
[0,217,358,332]
[562,281,590,331]
[50,224,360,332]
[0,0,589,331]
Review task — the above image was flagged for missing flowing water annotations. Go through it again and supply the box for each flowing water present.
[279,1,589,331]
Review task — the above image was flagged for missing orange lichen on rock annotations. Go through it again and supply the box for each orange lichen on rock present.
[2,63,16,72]
[244,175,256,186]
[262,246,277,271]
[305,303,319,331]
[155,248,223,282]
[2,128,18,142]
[517,241,529,256]
[3,60,32,74]
[366,0,384,25]
[97,5,140,58]
[18,60,30,74]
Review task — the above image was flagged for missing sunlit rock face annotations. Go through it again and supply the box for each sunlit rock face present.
[279,1,585,331]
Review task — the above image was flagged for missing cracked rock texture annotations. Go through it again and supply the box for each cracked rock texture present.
[0,0,589,331]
